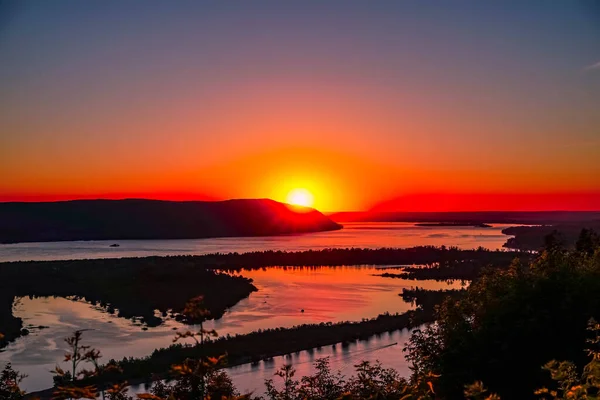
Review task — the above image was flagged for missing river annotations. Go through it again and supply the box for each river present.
[0,222,514,262]
[0,222,510,394]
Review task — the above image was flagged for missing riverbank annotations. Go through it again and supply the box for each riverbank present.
[0,259,257,348]
[502,223,600,251]
[27,303,440,399]
[0,246,529,348]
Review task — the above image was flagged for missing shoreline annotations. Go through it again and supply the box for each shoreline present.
[0,247,529,349]
[27,307,435,399]
[414,222,492,228]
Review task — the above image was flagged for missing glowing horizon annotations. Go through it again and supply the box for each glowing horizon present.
[1,2,599,212]
[286,188,315,208]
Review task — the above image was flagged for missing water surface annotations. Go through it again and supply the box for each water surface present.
[0,265,460,392]
[133,330,413,396]
[0,222,496,393]
[0,222,514,262]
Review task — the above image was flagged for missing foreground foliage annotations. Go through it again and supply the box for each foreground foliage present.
[407,231,600,398]
[3,232,600,399]
[0,363,26,400]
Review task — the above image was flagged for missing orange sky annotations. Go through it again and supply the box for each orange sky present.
[1,2,599,211]
[2,145,598,211]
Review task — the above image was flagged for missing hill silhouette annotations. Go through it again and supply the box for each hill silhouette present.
[0,198,341,243]
[330,210,600,224]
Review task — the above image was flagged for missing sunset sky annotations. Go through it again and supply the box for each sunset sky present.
[1,1,599,211]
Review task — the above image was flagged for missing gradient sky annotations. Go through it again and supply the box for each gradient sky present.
[1,1,599,211]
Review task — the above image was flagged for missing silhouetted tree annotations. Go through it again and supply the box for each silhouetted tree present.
[407,235,600,398]
[576,229,599,255]
[0,363,25,400]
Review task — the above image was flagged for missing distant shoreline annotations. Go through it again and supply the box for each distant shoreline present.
[330,210,600,225]
[414,222,492,228]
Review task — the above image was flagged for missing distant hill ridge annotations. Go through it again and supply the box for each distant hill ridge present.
[330,211,600,224]
[0,198,342,244]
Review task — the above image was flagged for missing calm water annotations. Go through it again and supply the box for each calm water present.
[0,265,462,392]
[0,222,514,262]
[0,222,503,394]
[225,330,414,396]
[135,330,414,397]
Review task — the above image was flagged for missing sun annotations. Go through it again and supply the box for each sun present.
[286,188,314,208]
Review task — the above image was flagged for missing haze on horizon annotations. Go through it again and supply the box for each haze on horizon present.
[1,1,599,212]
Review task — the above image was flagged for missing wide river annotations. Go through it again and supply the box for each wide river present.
[0,223,513,395]
[0,222,514,262]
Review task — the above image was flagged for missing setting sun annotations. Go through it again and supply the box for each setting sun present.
[286,188,315,208]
